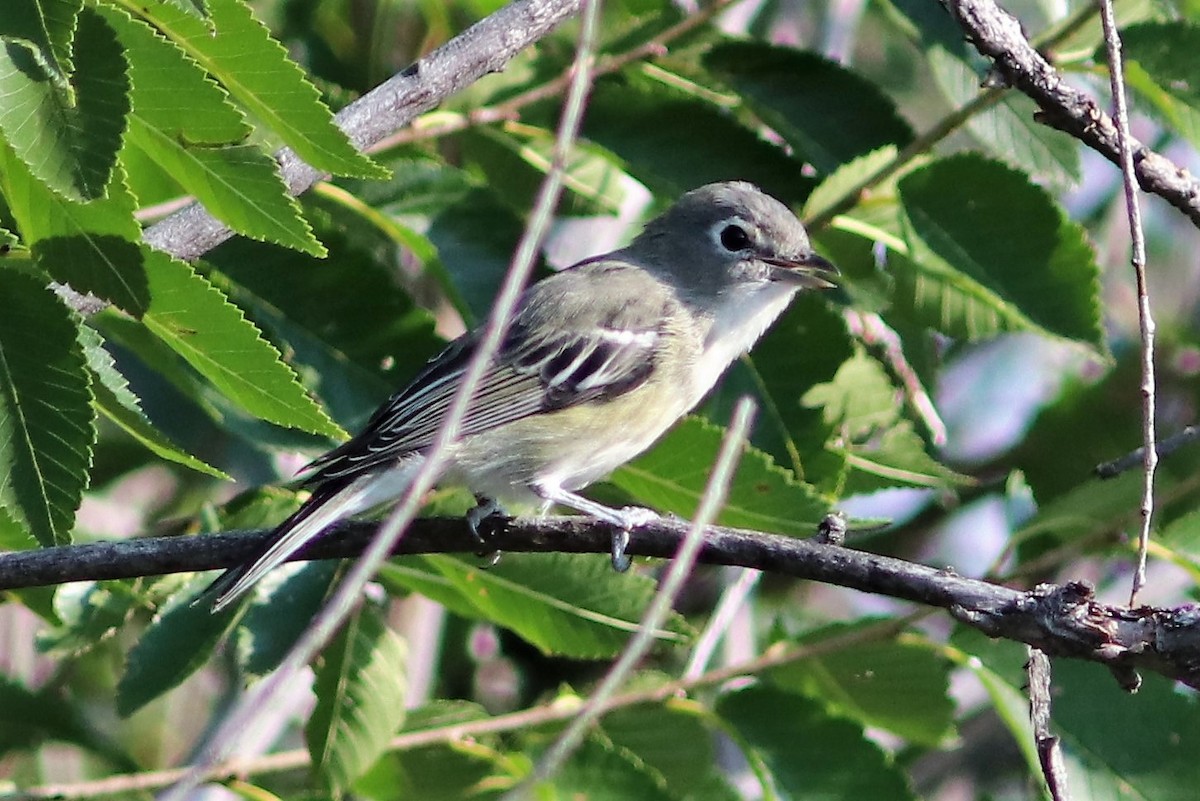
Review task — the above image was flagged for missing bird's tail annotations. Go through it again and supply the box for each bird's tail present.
[205,467,411,612]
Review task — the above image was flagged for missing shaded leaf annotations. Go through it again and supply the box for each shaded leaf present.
[307,601,407,793]
[770,623,956,746]
[1,0,80,85]
[705,41,914,175]
[0,6,128,200]
[717,686,916,800]
[0,135,148,315]
[0,270,94,546]
[546,737,677,801]
[116,579,242,716]
[613,416,829,536]
[79,324,228,479]
[388,553,690,658]
[0,675,134,768]
[584,75,814,204]
[141,249,342,438]
[896,154,1103,347]
[236,560,339,677]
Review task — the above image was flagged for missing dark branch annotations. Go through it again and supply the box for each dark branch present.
[5,517,1200,689]
[142,0,583,261]
[941,0,1200,227]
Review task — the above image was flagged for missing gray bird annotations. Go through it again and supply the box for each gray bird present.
[207,181,837,610]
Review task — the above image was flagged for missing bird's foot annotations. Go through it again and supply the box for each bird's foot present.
[608,506,659,572]
[467,495,507,567]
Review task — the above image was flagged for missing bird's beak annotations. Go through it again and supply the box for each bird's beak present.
[763,252,840,289]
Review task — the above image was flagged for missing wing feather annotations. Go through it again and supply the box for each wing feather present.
[305,261,670,485]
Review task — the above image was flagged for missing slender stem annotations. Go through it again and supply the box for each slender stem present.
[1096,0,1154,606]
[684,566,762,679]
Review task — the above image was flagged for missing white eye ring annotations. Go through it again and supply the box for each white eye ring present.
[710,218,754,253]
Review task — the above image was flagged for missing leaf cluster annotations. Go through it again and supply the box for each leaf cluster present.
[3,0,1200,798]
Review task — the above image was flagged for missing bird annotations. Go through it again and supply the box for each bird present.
[205,181,838,611]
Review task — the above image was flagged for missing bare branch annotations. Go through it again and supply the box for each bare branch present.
[7,517,1200,688]
[141,0,583,261]
[940,0,1200,228]
[1028,648,1072,801]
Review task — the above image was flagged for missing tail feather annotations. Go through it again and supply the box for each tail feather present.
[206,480,367,612]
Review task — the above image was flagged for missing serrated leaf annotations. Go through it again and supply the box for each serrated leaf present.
[98,6,320,255]
[802,146,900,224]
[545,738,677,801]
[235,561,339,677]
[717,686,916,800]
[391,553,690,658]
[116,580,241,716]
[1054,660,1200,800]
[583,76,814,204]
[133,0,384,180]
[603,702,723,798]
[0,270,94,546]
[770,623,956,746]
[2,0,80,85]
[613,416,829,537]
[0,7,128,201]
[843,422,972,492]
[0,139,148,314]
[705,42,914,176]
[896,154,1103,347]
[141,249,343,438]
[79,324,228,479]
[802,348,900,438]
[307,602,407,793]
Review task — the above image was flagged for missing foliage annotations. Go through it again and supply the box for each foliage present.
[1,0,1199,797]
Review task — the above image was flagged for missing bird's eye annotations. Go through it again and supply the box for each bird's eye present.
[719,224,752,252]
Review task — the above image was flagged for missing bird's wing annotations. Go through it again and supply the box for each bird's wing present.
[304,261,669,485]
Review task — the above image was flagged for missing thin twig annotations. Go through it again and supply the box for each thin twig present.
[513,398,758,795]
[1096,0,1155,606]
[1027,648,1071,801]
[1095,425,1199,479]
[10,617,907,801]
[160,1,601,795]
[683,567,762,679]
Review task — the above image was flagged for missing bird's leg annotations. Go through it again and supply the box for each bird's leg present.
[467,495,505,567]
[532,484,659,572]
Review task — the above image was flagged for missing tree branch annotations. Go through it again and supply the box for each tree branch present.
[141,0,583,261]
[941,0,1200,227]
[6,518,1200,689]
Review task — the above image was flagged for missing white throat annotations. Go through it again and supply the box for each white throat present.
[691,281,797,400]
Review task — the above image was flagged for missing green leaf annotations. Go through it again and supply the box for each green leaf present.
[583,76,814,204]
[705,41,914,175]
[78,324,228,479]
[458,125,628,216]
[843,422,972,492]
[802,146,900,224]
[307,601,407,793]
[140,249,343,438]
[1054,660,1200,800]
[546,737,678,801]
[802,348,900,437]
[133,0,384,180]
[236,561,339,677]
[1,0,79,85]
[0,125,149,315]
[769,623,956,747]
[99,6,321,255]
[0,270,94,546]
[612,416,829,537]
[603,702,726,798]
[717,686,916,800]
[388,553,690,659]
[1120,23,1200,112]
[0,675,134,768]
[708,294,854,490]
[37,581,138,657]
[0,6,128,200]
[896,153,1103,347]
[116,579,242,716]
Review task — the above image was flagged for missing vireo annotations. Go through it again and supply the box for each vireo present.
[208,181,837,610]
